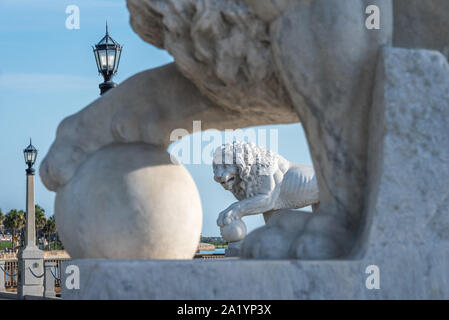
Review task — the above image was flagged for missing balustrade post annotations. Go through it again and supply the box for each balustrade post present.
[44,261,56,298]
[0,260,5,291]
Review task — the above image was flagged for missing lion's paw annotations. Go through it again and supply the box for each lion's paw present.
[217,206,240,227]
[240,210,354,259]
[289,215,353,259]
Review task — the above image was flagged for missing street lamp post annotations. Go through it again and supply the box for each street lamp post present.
[93,22,122,95]
[18,139,44,298]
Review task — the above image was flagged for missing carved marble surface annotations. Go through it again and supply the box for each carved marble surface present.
[62,47,449,299]
[54,143,202,259]
[40,0,449,260]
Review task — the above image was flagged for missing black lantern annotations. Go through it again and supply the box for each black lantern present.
[93,22,122,95]
[23,138,38,174]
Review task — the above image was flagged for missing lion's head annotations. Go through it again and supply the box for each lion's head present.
[213,141,280,200]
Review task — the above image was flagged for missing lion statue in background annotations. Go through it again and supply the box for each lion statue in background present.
[213,141,319,229]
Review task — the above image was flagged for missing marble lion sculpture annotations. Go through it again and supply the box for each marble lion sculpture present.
[39,0,449,259]
[213,142,319,230]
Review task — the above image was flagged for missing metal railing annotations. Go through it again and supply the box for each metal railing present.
[4,260,18,288]
[44,259,64,287]
[194,253,226,259]
[1,258,69,289]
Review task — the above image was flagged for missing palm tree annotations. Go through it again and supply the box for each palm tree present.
[3,209,25,251]
[35,204,47,246]
[43,215,56,250]
[17,210,26,248]
[0,208,4,234]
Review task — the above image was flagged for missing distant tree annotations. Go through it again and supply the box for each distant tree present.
[201,236,227,246]
[0,208,4,230]
[43,215,56,250]
[3,209,25,250]
[35,204,47,241]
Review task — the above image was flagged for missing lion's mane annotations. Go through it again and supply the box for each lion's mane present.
[127,0,292,118]
[213,142,280,199]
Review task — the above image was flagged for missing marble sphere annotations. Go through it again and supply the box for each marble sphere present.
[220,219,247,242]
[54,143,202,259]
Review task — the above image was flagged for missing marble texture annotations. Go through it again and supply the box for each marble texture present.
[40,0,449,260]
[246,0,392,258]
[220,220,247,243]
[54,143,202,259]
[393,0,449,52]
[355,48,449,298]
[61,259,365,300]
[126,0,295,119]
[62,47,449,299]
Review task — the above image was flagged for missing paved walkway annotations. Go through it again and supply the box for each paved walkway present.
[0,292,17,300]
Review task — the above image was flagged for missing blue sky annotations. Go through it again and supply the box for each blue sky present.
[0,0,312,236]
